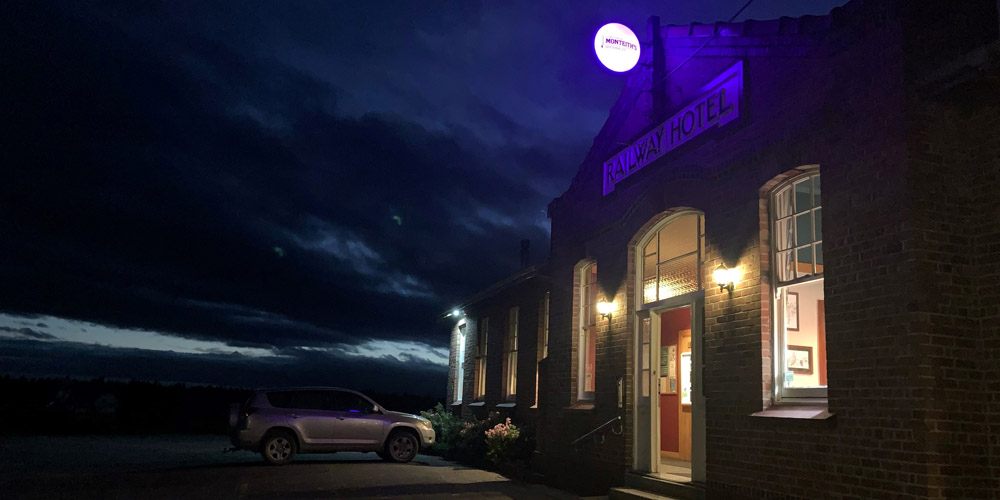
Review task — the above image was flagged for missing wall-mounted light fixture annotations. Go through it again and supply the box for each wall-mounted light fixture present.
[713,265,738,294]
[451,308,463,318]
[596,300,615,321]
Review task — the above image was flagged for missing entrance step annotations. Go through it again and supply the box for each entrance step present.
[611,473,704,500]
[609,487,680,500]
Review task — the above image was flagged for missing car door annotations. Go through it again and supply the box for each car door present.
[274,390,338,447]
[328,391,386,449]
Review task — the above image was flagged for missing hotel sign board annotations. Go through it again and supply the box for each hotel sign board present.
[603,61,744,196]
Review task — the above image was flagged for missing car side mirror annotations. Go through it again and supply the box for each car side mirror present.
[372,405,380,414]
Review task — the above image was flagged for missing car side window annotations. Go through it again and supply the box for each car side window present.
[331,391,372,413]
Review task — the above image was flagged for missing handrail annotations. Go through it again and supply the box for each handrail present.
[571,415,622,446]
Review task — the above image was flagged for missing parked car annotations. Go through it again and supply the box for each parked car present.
[229,387,435,465]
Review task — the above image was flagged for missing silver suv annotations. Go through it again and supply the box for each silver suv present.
[229,387,435,465]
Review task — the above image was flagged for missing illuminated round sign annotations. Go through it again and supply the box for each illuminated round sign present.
[594,23,641,72]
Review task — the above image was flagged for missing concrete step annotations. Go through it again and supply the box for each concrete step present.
[608,487,680,500]
[622,473,704,500]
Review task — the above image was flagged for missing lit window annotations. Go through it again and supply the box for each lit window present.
[578,263,597,401]
[772,173,826,399]
[504,307,518,401]
[641,213,705,304]
[455,323,466,403]
[535,292,549,406]
[474,318,488,401]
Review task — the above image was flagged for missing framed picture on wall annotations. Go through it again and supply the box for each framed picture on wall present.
[785,291,799,331]
[786,345,813,374]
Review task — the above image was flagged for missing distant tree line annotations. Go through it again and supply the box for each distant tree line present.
[0,376,442,435]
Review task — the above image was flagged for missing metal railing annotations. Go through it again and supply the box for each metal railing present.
[571,415,623,446]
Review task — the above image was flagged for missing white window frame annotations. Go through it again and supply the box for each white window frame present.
[770,172,827,401]
[578,262,597,401]
[534,292,549,407]
[504,307,518,401]
[455,322,466,403]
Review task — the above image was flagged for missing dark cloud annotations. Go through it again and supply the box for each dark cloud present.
[1,0,846,389]
[0,327,58,341]
[0,338,446,396]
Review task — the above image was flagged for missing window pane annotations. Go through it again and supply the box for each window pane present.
[643,254,657,281]
[775,186,792,219]
[813,176,821,206]
[794,179,811,213]
[641,343,649,370]
[814,208,822,240]
[641,371,649,398]
[775,217,794,251]
[776,250,794,282]
[795,213,813,246]
[659,215,698,261]
[643,278,657,304]
[781,279,826,389]
[658,253,699,299]
[796,246,814,278]
[585,329,596,392]
[815,242,824,273]
[644,237,657,258]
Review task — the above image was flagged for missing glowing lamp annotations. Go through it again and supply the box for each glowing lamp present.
[596,300,615,320]
[714,265,738,293]
[594,23,641,72]
[451,309,462,317]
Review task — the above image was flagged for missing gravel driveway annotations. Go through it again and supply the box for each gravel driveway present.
[1,434,582,500]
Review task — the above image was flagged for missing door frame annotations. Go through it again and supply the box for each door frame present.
[632,291,705,482]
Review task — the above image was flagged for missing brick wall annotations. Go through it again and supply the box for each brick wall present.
[535,2,1000,499]
[447,271,549,424]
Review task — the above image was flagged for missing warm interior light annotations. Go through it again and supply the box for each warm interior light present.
[714,265,738,293]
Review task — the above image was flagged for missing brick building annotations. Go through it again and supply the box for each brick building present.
[445,1,1000,499]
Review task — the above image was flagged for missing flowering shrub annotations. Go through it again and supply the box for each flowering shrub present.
[484,417,521,464]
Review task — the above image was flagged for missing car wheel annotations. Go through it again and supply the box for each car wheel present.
[261,430,297,465]
[384,430,419,463]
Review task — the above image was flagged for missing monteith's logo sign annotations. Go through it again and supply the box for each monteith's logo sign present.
[594,23,640,72]
[602,61,744,196]
[602,37,637,51]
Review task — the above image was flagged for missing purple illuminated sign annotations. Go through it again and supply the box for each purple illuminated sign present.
[594,23,641,72]
[603,61,744,196]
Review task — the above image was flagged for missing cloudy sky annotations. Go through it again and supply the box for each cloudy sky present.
[2,0,845,396]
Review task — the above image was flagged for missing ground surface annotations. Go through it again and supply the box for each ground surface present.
[0,434,581,500]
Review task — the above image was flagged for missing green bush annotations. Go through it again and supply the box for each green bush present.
[419,403,463,455]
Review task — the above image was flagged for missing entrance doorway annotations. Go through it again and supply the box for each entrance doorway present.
[656,306,692,481]
[634,298,704,483]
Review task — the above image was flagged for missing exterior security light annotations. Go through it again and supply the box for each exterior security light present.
[451,309,461,317]
[596,300,615,320]
[714,265,738,293]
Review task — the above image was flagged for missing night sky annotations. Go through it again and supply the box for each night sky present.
[2,0,845,396]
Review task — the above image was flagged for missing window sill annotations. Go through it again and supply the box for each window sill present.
[751,404,833,420]
[496,403,516,408]
[451,401,463,406]
[468,402,485,407]
[566,401,595,410]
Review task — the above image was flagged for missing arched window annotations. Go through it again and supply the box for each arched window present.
[640,212,705,304]
[771,172,826,399]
